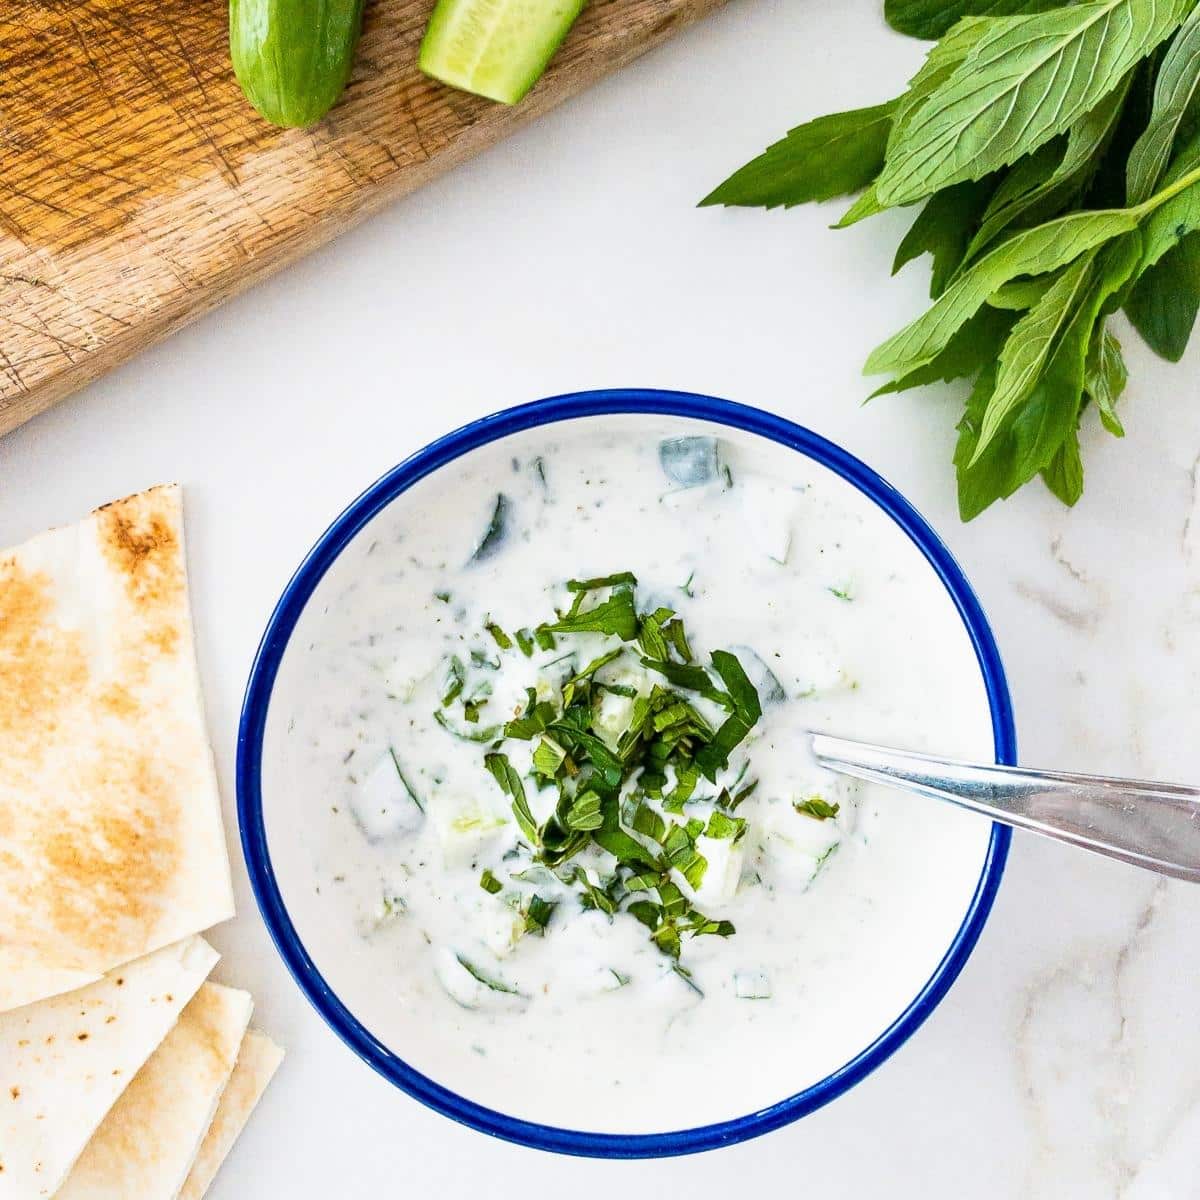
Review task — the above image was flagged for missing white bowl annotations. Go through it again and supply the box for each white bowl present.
[238,389,1013,1157]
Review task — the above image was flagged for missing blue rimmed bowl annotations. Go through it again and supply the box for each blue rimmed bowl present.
[237,388,1013,1158]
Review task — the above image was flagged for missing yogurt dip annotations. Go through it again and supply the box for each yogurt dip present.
[263,414,998,1132]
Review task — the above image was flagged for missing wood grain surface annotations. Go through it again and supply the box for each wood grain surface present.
[0,0,726,437]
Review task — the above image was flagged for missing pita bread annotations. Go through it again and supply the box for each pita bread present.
[0,936,217,1200]
[0,950,100,1015]
[57,982,252,1200]
[0,485,234,1012]
[178,1030,284,1200]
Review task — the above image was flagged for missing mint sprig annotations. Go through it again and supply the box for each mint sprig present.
[703,0,1200,518]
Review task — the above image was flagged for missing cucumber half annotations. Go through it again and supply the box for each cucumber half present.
[419,0,586,105]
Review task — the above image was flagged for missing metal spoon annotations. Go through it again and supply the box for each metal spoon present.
[811,734,1200,883]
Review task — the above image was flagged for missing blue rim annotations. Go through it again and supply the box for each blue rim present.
[237,388,1014,1158]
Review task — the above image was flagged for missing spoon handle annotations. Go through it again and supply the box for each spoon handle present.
[810,734,1200,883]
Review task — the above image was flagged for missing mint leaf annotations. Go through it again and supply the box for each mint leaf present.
[640,657,733,709]
[834,183,887,228]
[1127,4,1200,203]
[700,103,896,209]
[795,796,840,820]
[973,252,1098,460]
[544,589,638,640]
[876,0,1188,207]
[483,752,539,845]
[866,207,1143,378]
[965,75,1132,262]
[1130,131,1200,270]
[893,178,995,297]
[1041,426,1085,506]
[958,234,1140,515]
[1085,325,1129,434]
[566,572,638,592]
[1125,230,1200,359]
[954,364,1008,519]
[884,0,1063,41]
[870,305,1015,396]
[710,650,762,726]
[889,18,992,155]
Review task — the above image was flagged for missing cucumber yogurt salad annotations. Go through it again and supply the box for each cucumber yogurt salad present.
[266,415,997,1132]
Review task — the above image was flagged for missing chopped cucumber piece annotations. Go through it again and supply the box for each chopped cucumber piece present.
[603,967,630,991]
[434,947,528,1010]
[383,657,429,702]
[758,792,844,890]
[419,0,585,105]
[433,797,508,867]
[478,899,527,958]
[356,889,407,938]
[593,689,636,749]
[469,494,510,562]
[734,970,771,1000]
[736,475,795,563]
[348,750,424,842]
[658,436,722,489]
[790,636,850,696]
[688,834,745,907]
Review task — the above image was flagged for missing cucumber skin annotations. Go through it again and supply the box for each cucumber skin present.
[230,0,366,128]
[419,0,586,105]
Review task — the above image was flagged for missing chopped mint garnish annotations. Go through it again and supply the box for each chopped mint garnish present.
[566,571,639,592]
[484,752,539,846]
[460,571,766,972]
[523,894,557,935]
[544,589,638,640]
[485,621,513,649]
[795,796,840,821]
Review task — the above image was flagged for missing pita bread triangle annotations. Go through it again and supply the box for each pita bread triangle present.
[179,1029,284,1200]
[0,485,234,1011]
[0,936,218,1200]
[57,981,253,1200]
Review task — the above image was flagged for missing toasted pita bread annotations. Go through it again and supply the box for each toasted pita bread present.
[178,1030,284,1200]
[57,982,252,1200]
[0,485,234,1012]
[0,949,100,1015]
[0,936,217,1200]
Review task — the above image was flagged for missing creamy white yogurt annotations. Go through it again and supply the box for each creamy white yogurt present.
[263,415,998,1132]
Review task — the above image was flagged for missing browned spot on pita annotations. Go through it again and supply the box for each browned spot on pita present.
[95,491,184,659]
[7,750,181,968]
[0,562,88,763]
[98,683,138,719]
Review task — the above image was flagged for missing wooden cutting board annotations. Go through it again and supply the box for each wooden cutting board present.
[0,0,725,438]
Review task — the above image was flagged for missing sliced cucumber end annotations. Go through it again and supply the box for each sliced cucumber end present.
[419,0,585,105]
[419,50,527,105]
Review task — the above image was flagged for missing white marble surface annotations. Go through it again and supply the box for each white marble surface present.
[3,0,1200,1194]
